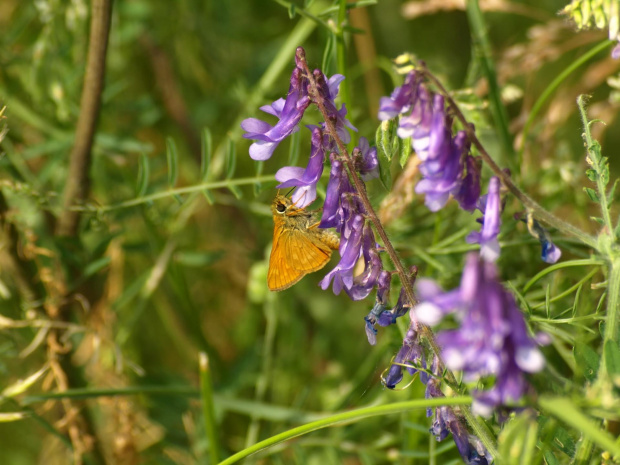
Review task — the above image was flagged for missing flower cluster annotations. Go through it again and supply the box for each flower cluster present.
[378,70,481,212]
[242,47,383,301]
[413,253,546,416]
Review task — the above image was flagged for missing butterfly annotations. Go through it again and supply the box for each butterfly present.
[268,195,340,291]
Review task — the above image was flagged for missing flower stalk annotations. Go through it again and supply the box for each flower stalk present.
[295,47,499,458]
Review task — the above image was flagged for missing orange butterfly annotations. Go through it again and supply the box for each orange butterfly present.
[268,195,340,291]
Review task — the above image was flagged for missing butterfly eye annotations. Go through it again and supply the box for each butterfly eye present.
[276,203,286,213]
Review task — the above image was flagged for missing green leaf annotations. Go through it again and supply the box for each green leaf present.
[498,412,539,465]
[591,216,604,225]
[228,184,243,199]
[399,137,412,167]
[200,127,212,181]
[606,178,618,205]
[254,160,264,197]
[287,130,301,167]
[573,343,600,382]
[585,169,597,182]
[539,397,620,459]
[584,187,599,202]
[321,33,335,74]
[226,138,236,180]
[604,339,620,377]
[165,137,179,188]
[202,189,215,205]
[174,250,224,267]
[136,152,150,197]
[375,125,392,190]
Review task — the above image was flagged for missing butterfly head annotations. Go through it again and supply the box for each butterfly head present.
[272,195,291,217]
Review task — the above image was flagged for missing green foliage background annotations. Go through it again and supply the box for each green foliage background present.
[0,0,618,464]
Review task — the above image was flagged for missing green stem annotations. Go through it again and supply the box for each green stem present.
[244,293,278,451]
[422,66,598,250]
[217,397,472,465]
[90,175,277,212]
[605,258,620,343]
[519,40,612,161]
[577,94,614,234]
[335,0,351,111]
[200,352,221,464]
[465,0,514,168]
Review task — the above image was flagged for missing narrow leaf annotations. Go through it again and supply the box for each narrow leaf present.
[136,153,150,197]
[226,139,236,180]
[584,187,599,202]
[202,189,215,205]
[573,343,599,382]
[2,364,48,397]
[606,178,618,205]
[254,160,264,197]
[321,33,335,75]
[604,339,620,377]
[165,137,179,188]
[228,184,243,199]
[287,129,301,167]
[201,127,212,181]
[399,137,412,167]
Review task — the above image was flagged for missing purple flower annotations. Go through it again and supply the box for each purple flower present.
[378,70,422,120]
[466,177,501,262]
[383,322,425,389]
[413,253,546,416]
[415,131,467,212]
[541,239,561,264]
[517,213,562,264]
[453,154,482,212]
[379,71,481,212]
[275,127,328,208]
[319,214,365,294]
[613,40,620,60]
[345,225,382,301]
[241,64,310,161]
[364,271,393,345]
[314,70,357,143]
[354,137,379,181]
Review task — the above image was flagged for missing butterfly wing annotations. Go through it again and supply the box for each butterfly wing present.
[268,223,305,291]
[268,224,332,291]
[285,229,332,273]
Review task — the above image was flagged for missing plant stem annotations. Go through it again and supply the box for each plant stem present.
[56,0,113,237]
[577,95,614,235]
[296,47,499,459]
[200,352,221,464]
[465,0,514,168]
[422,65,598,250]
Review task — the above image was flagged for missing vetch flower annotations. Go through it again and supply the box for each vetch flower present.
[453,154,482,212]
[354,137,379,181]
[466,177,501,262]
[517,212,562,264]
[345,224,382,301]
[415,130,468,212]
[241,63,310,161]
[413,253,546,416]
[314,70,357,143]
[383,321,425,389]
[319,214,365,295]
[275,127,328,208]
[379,71,481,212]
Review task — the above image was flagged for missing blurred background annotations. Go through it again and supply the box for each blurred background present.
[0,0,616,463]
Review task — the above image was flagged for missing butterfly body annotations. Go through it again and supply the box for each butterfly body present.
[268,195,339,291]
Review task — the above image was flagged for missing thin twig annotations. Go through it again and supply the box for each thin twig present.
[56,0,113,237]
